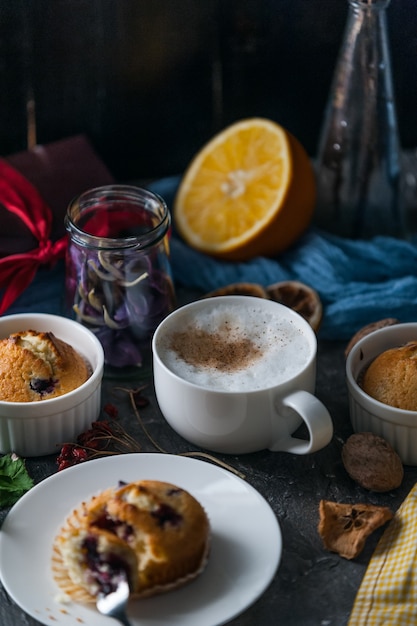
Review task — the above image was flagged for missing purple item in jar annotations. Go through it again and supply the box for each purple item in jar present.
[65,185,176,376]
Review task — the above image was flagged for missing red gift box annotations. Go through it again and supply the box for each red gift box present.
[0,135,114,313]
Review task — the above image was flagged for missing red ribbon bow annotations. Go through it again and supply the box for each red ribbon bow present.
[0,159,67,315]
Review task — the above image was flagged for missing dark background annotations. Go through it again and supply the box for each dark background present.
[1,0,416,181]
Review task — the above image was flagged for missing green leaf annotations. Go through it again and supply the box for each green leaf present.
[0,453,34,507]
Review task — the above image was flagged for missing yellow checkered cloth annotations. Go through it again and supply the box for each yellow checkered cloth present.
[349,483,417,625]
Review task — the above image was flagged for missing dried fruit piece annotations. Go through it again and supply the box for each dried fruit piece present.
[203,279,323,332]
[318,500,393,560]
[344,318,399,358]
[266,280,322,332]
[204,283,268,299]
[342,433,403,492]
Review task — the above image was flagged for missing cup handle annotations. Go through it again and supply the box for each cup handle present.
[269,390,333,454]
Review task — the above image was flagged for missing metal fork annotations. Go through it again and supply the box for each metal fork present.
[96,578,133,626]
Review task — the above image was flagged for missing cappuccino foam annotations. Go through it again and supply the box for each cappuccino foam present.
[157,301,312,391]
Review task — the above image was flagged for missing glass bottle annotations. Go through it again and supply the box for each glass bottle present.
[65,185,176,378]
[314,0,404,238]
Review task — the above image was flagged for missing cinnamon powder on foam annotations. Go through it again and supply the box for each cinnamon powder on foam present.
[167,321,263,373]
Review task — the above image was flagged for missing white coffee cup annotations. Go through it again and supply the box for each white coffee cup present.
[152,296,333,454]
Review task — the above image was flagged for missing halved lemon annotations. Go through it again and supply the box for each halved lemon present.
[174,118,316,261]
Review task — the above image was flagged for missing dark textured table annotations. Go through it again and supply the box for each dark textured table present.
[2,147,417,624]
[1,325,417,626]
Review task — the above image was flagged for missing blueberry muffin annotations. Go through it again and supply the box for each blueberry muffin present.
[0,329,89,401]
[52,480,210,602]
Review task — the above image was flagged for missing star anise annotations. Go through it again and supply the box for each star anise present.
[341,507,367,531]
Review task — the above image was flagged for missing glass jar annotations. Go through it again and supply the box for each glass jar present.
[314,0,404,239]
[65,185,176,378]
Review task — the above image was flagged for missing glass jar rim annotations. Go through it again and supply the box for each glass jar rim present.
[65,184,171,250]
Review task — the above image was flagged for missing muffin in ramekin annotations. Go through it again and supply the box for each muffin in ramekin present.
[0,313,104,457]
[346,323,417,466]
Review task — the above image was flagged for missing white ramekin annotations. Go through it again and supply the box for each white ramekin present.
[346,323,417,465]
[0,313,104,457]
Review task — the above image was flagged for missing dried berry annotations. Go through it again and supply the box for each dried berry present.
[56,444,88,471]
[131,387,149,409]
[56,420,142,471]
[103,403,119,419]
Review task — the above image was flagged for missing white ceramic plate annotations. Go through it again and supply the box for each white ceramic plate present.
[0,453,281,626]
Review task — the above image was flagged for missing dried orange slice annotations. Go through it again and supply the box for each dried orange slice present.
[174,118,316,261]
[204,283,268,299]
[266,280,322,332]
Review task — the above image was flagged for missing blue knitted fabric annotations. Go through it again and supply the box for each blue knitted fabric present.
[6,176,417,342]
[150,177,417,341]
